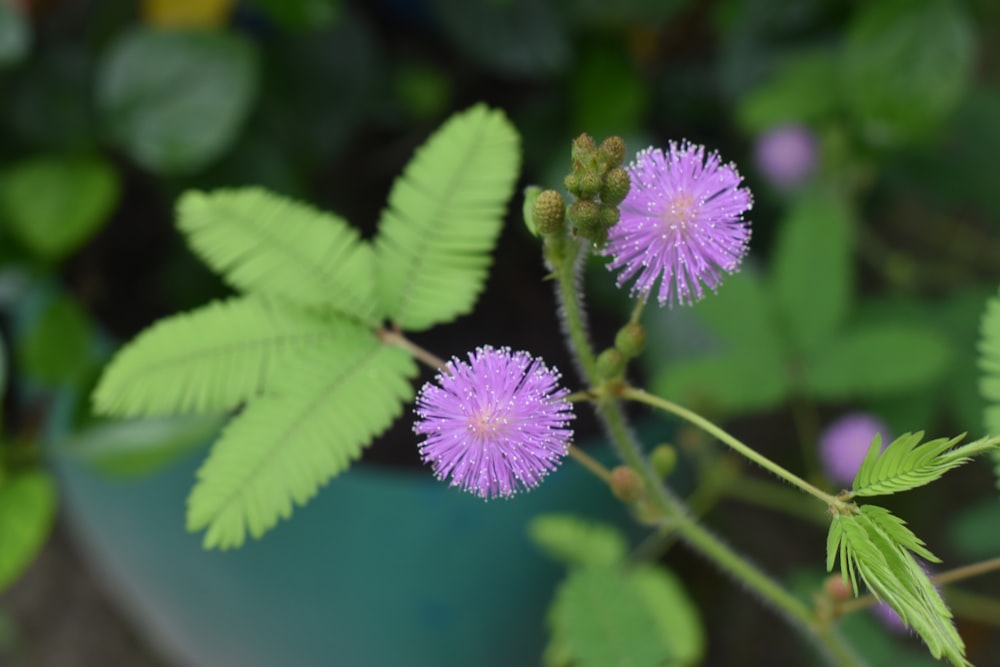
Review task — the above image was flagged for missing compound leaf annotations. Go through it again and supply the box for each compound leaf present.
[178,188,379,324]
[851,431,1000,498]
[186,336,416,549]
[93,296,343,416]
[375,104,520,331]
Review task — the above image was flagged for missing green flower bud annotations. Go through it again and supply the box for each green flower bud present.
[650,444,677,478]
[579,172,601,199]
[614,322,646,358]
[599,136,626,167]
[533,189,565,235]
[601,167,630,206]
[564,173,580,196]
[596,347,625,379]
[572,133,597,164]
[568,200,600,232]
[610,466,643,503]
[598,203,620,229]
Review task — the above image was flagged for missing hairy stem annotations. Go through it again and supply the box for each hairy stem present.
[549,239,863,666]
[622,386,839,508]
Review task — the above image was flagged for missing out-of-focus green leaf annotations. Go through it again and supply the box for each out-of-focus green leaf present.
[0,155,119,262]
[431,0,570,78]
[770,189,853,356]
[948,499,1000,560]
[0,0,29,67]
[691,270,782,360]
[528,514,627,568]
[652,351,789,416]
[737,51,839,133]
[629,565,705,666]
[805,323,950,400]
[97,27,258,174]
[16,295,95,386]
[63,414,224,477]
[394,61,451,121]
[841,0,975,144]
[0,470,57,593]
[550,567,670,667]
[572,40,649,138]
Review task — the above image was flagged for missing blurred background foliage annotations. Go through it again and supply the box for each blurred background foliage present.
[2,0,1000,664]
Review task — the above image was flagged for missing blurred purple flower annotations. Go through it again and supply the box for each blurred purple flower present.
[753,124,818,190]
[413,346,574,499]
[871,600,908,634]
[601,141,753,307]
[818,412,891,486]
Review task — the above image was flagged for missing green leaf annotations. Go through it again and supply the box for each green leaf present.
[691,270,783,361]
[93,296,344,417]
[651,351,789,416]
[0,0,29,68]
[628,565,705,666]
[851,431,1000,498]
[63,414,225,477]
[736,50,840,133]
[978,287,1000,440]
[528,514,628,568]
[948,499,1000,560]
[177,188,379,323]
[770,190,853,356]
[375,104,520,331]
[549,567,671,667]
[0,470,57,592]
[431,0,570,78]
[827,509,968,666]
[571,40,649,138]
[186,337,417,549]
[841,0,974,144]
[804,323,950,400]
[0,155,119,262]
[243,0,340,30]
[96,27,258,174]
[16,294,95,385]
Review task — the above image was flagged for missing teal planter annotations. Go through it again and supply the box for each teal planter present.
[52,440,622,667]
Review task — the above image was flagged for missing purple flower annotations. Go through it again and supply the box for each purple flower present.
[871,600,908,634]
[601,141,753,307]
[818,413,891,486]
[413,346,574,499]
[753,124,818,190]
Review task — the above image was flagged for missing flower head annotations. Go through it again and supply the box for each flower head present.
[602,141,753,307]
[818,412,891,486]
[413,346,574,499]
[753,124,818,190]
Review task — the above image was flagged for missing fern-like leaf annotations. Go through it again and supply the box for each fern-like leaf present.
[375,104,521,331]
[185,336,417,549]
[92,296,341,416]
[827,508,967,666]
[850,431,1000,498]
[178,188,380,324]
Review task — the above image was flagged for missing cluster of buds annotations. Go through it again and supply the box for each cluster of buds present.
[595,320,646,382]
[530,133,630,247]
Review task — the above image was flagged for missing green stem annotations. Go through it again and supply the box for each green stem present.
[726,475,831,526]
[622,386,838,508]
[548,239,864,666]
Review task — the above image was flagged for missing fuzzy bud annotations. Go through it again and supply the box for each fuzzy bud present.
[578,172,601,199]
[596,348,625,379]
[568,200,600,232]
[599,136,626,167]
[533,190,565,235]
[601,167,630,206]
[598,203,620,229]
[610,466,643,503]
[822,574,853,601]
[572,133,596,164]
[614,323,646,358]
[564,173,580,196]
[649,444,677,478]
